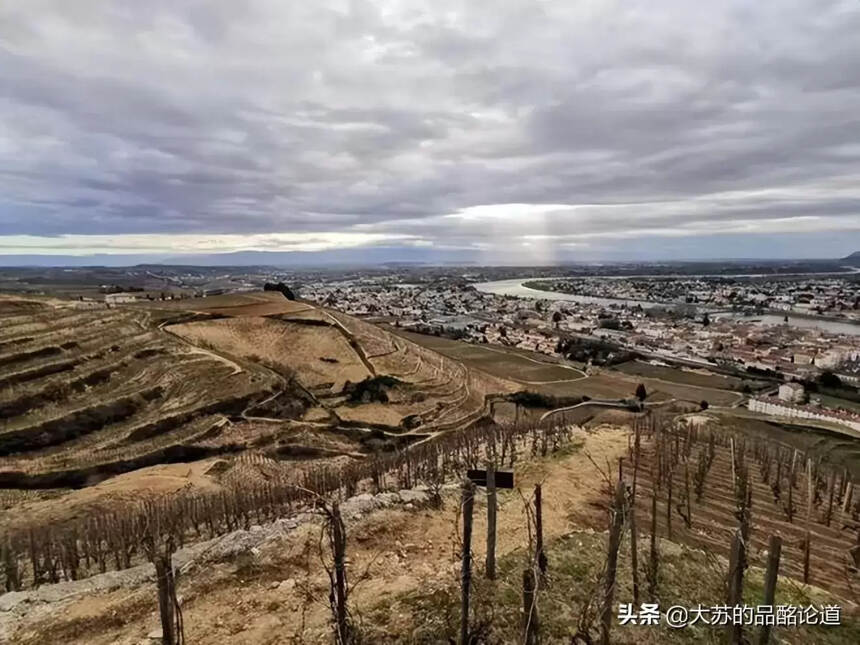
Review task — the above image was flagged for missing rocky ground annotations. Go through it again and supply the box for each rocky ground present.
[3,426,858,644]
[2,427,619,643]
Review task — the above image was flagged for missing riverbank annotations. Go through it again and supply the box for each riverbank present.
[475,278,860,336]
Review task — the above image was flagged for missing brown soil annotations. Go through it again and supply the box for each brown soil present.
[142,292,311,317]
[167,316,371,388]
[0,293,519,540]
[633,423,860,602]
[4,461,225,527]
[9,428,628,645]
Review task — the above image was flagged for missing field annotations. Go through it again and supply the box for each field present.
[0,297,279,479]
[615,359,751,390]
[630,376,744,406]
[532,372,644,399]
[715,411,860,474]
[140,292,315,317]
[634,414,860,601]
[392,330,585,384]
[818,393,860,414]
[168,316,372,388]
[0,295,289,526]
[395,330,744,406]
[0,293,518,533]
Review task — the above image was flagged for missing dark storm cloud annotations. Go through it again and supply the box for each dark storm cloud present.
[1,0,859,258]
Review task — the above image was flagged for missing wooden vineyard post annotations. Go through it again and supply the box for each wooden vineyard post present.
[726,530,744,645]
[757,535,782,645]
[786,452,795,523]
[840,468,847,496]
[684,461,692,528]
[147,535,183,645]
[730,437,736,489]
[331,503,349,645]
[630,422,641,606]
[486,462,497,580]
[522,567,539,645]
[804,459,812,584]
[775,449,782,493]
[535,484,546,575]
[826,471,835,527]
[600,480,626,645]
[460,479,475,645]
[648,465,659,601]
[153,554,177,645]
[666,463,673,540]
[727,477,750,645]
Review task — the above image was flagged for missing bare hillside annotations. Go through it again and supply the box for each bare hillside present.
[0,292,517,537]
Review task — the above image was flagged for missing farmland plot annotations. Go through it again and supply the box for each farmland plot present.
[0,293,517,534]
[634,416,860,601]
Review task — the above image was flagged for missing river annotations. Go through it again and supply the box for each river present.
[474,277,660,308]
[473,278,860,336]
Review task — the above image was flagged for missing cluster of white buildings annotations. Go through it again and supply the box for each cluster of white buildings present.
[748,395,860,433]
[104,292,141,304]
[745,382,860,433]
[611,316,860,381]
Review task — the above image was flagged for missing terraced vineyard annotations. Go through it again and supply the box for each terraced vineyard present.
[0,292,518,535]
[0,297,283,498]
[634,416,860,602]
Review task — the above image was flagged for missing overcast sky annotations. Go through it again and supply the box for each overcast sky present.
[2,0,860,264]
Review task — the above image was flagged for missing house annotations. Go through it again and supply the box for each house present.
[105,293,139,305]
[814,350,842,370]
[748,397,860,433]
[778,383,805,404]
[793,352,814,366]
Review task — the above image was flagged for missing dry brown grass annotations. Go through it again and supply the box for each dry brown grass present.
[5,428,628,645]
[168,316,371,388]
[139,292,310,316]
[0,292,522,541]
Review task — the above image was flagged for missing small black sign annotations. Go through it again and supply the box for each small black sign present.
[467,469,514,489]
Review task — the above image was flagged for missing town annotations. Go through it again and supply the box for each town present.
[5,0,860,641]
[525,274,860,316]
[4,260,860,441]
[299,269,860,432]
[300,272,858,373]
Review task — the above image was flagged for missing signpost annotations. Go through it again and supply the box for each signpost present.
[466,467,514,584]
[466,468,514,489]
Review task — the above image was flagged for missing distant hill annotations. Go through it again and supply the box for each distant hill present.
[0,247,481,268]
[843,251,860,266]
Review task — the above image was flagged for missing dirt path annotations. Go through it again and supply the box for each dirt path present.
[181,346,243,375]
[539,397,676,423]
[320,310,377,377]
[156,318,246,376]
[515,376,587,385]
[11,428,628,645]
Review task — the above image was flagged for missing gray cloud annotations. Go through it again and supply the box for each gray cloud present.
[1,0,859,259]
